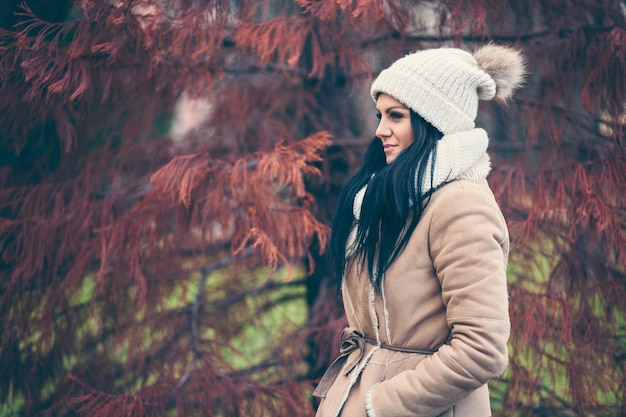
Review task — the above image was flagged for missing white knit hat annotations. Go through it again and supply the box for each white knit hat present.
[370,44,526,135]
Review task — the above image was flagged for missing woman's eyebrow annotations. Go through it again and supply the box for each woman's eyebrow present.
[377,105,409,113]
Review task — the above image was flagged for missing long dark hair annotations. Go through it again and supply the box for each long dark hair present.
[329,110,444,293]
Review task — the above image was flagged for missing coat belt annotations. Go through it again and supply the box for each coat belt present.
[312,327,439,399]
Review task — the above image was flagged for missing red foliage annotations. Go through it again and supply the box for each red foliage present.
[1,0,626,416]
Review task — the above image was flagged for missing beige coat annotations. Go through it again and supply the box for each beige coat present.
[315,173,510,417]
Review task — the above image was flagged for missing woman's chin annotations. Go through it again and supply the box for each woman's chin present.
[385,154,397,164]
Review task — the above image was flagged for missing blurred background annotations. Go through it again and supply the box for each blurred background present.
[1,0,625,416]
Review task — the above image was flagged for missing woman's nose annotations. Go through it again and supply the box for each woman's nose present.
[376,121,391,138]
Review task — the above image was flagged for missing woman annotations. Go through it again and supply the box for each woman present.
[313,44,526,417]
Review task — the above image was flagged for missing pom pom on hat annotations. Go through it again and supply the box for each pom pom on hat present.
[473,43,526,103]
[370,44,526,135]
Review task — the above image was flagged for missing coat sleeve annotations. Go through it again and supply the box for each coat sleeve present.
[365,181,511,417]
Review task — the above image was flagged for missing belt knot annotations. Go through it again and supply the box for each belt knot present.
[339,327,367,376]
[312,327,442,399]
[312,327,371,399]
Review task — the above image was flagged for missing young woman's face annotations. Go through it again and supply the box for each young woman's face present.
[375,94,414,164]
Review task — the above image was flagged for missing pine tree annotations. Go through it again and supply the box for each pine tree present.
[1,1,625,416]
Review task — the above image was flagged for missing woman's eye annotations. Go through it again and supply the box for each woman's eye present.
[390,112,404,119]
[375,113,381,121]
